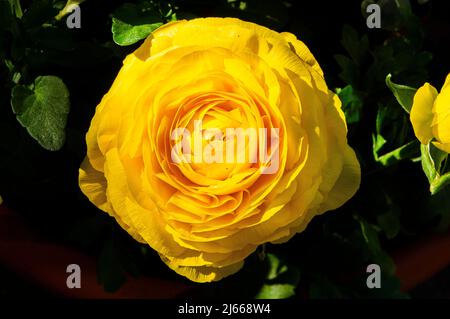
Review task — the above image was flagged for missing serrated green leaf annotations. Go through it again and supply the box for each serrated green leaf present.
[385,74,417,113]
[111,3,164,46]
[341,25,369,65]
[255,254,300,299]
[11,75,70,151]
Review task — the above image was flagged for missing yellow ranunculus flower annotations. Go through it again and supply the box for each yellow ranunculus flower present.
[410,73,450,153]
[79,18,360,282]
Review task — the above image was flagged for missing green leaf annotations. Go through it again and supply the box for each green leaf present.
[374,140,420,166]
[372,134,386,162]
[420,143,449,194]
[256,283,295,299]
[431,172,450,195]
[421,143,438,183]
[336,85,363,124]
[255,254,300,299]
[11,75,70,151]
[12,71,21,84]
[385,74,417,113]
[430,143,448,173]
[111,3,164,46]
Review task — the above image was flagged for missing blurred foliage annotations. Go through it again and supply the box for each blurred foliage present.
[0,0,449,299]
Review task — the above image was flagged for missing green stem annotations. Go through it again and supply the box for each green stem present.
[12,0,23,18]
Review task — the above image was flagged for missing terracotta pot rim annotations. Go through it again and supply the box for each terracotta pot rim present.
[2,204,450,298]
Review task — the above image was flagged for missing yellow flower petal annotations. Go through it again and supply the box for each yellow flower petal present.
[162,256,244,283]
[410,83,438,145]
[318,145,361,212]
[79,157,109,212]
[431,75,450,143]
